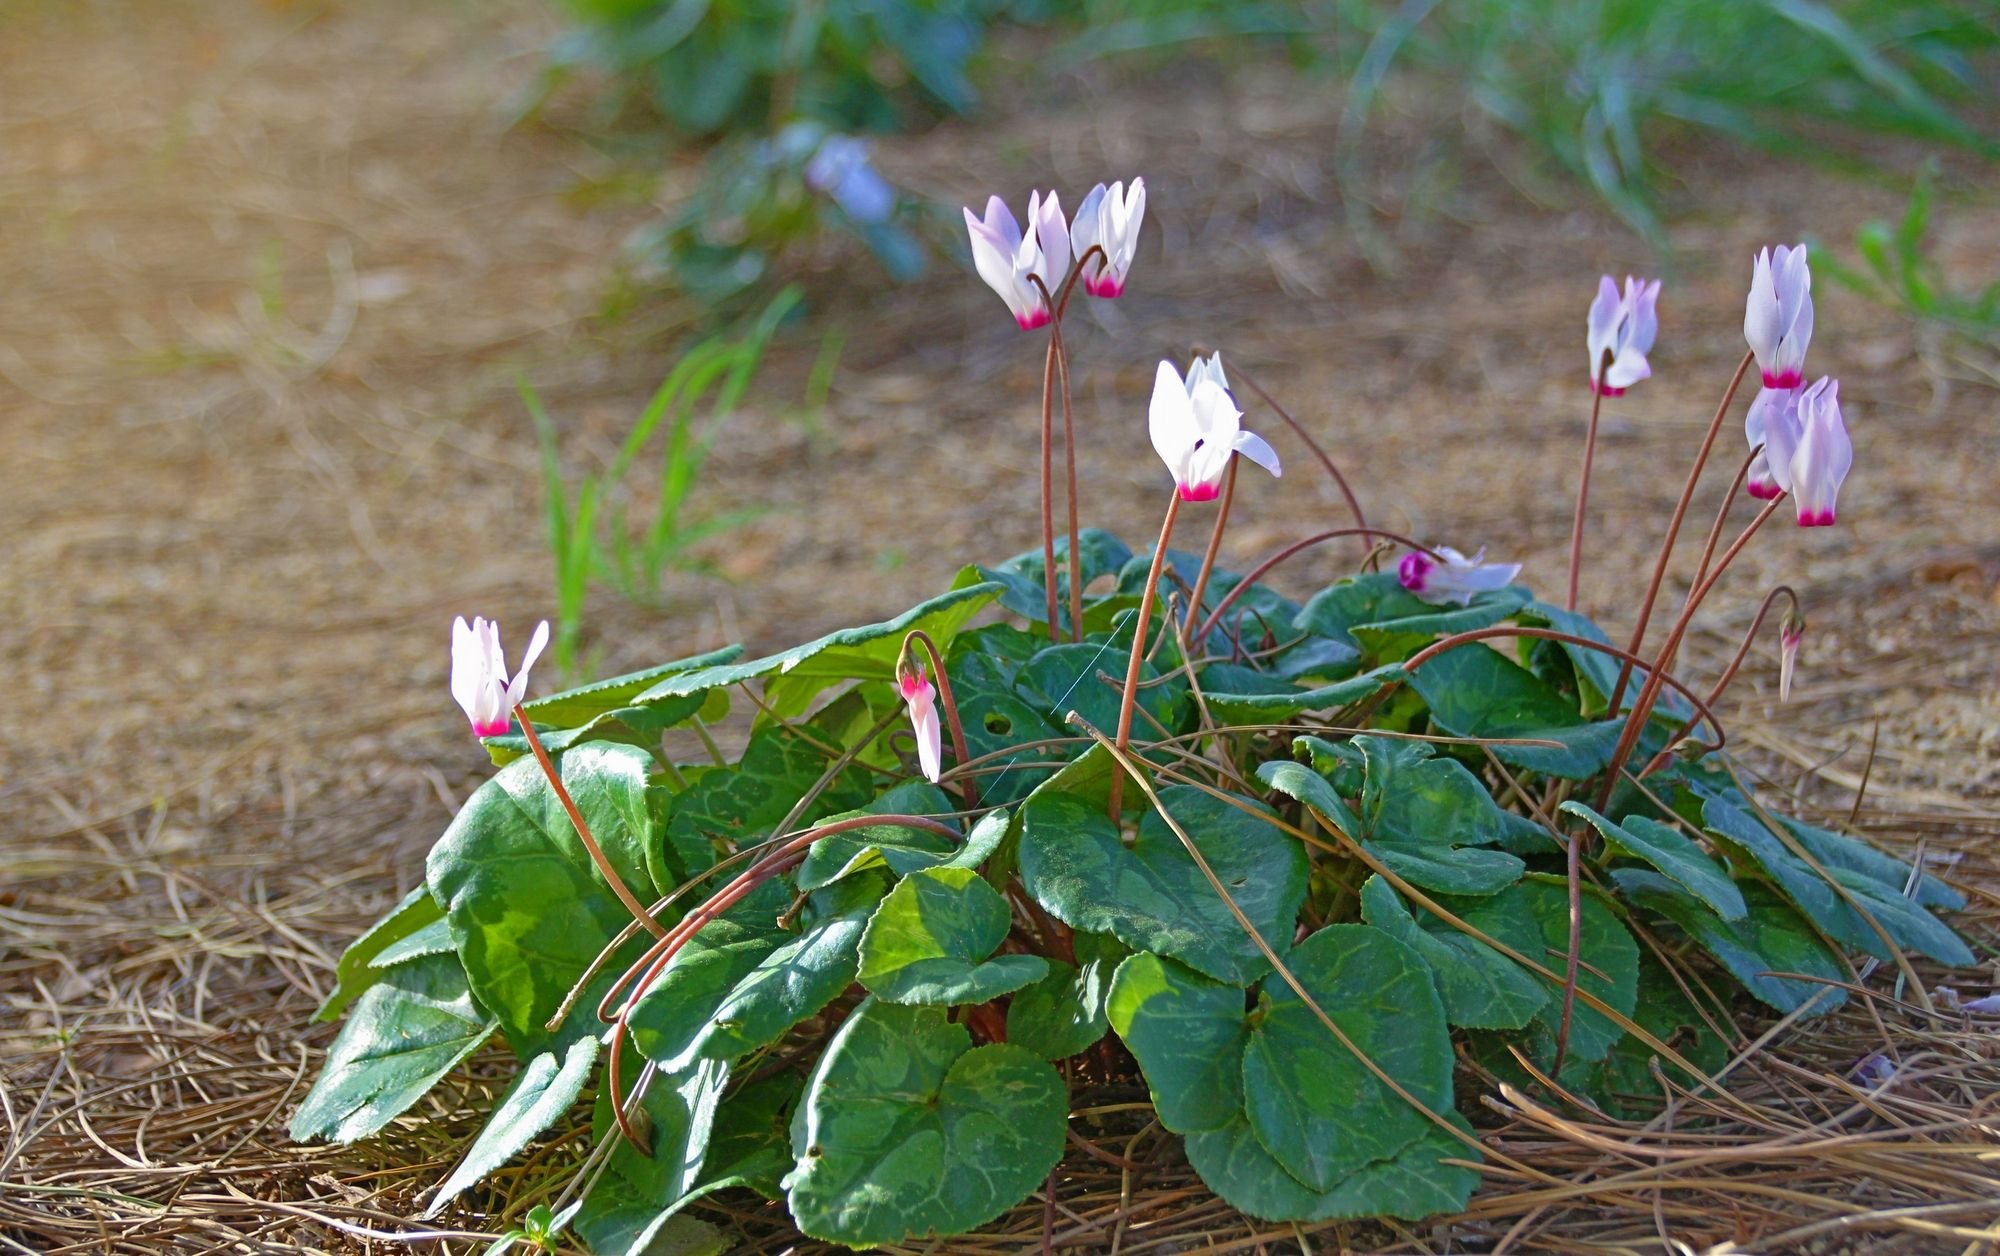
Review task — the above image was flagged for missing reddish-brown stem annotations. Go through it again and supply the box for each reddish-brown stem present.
[1647,444,1764,699]
[900,629,978,809]
[1566,365,1610,612]
[1639,586,1798,777]
[1401,626,1724,747]
[1611,350,1754,712]
[1204,353,1372,559]
[1184,458,1238,638]
[1108,490,1182,820]
[1553,826,1586,1077]
[1596,496,1784,816]
[1192,528,1443,644]
[512,704,668,940]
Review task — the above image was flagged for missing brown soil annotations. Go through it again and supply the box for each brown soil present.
[5,1,1999,1252]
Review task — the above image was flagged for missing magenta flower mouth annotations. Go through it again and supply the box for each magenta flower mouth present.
[1747,482,1784,500]
[1017,310,1051,331]
[1178,482,1220,502]
[1798,509,1836,527]
[1762,369,1803,389]
[472,718,511,738]
[1591,382,1626,397]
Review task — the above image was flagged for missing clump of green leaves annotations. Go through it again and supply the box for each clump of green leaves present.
[523,288,796,678]
[1816,164,2000,356]
[296,539,1970,1249]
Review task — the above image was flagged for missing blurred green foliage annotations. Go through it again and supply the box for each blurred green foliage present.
[544,0,1999,300]
[1816,163,2000,341]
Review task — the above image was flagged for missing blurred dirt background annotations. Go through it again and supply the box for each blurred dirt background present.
[4,0,1998,1251]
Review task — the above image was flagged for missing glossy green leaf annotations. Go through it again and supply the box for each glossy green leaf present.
[1561,802,1746,920]
[1005,932,1125,1061]
[1355,734,1546,851]
[426,1034,599,1215]
[1459,878,1640,1062]
[316,885,443,1022]
[1370,842,1523,896]
[796,790,1007,892]
[574,1058,731,1256]
[1405,641,1622,778]
[1197,665,1401,725]
[1257,758,1362,833]
[635,582,1003,718]
[856,866,1048,1005]
[1613,870,1847,1015]
[525,646,746,726]
[979,528,1135,633]
[630,875,884,1069]
[1241,924,1454,1190]
[782,1000,1066,1246]
[368,917,456,969]
[1777,813,1964,911]
[290,949,497,1144]
[692,1073,799,1202]
[426,744,664,1057]
[1591,958,1731,1118]
[1360,876,1546,1030]
[1105,952,1250,1133]
[1185,1111,1478,1223]
[1019,785,1308,985]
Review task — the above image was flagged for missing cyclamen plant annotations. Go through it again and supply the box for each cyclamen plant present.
[294,202,1974,1253]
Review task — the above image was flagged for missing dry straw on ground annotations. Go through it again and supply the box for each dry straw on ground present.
[4,2,1999,1252]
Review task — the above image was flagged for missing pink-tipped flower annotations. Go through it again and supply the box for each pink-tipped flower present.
[1398,546,1523,607]
[963,191,1067,330]
[450,616,550,738]
[1071,178,1146,298]
[898,667,942,783]
[1760,377,1851,526]
[1744,244,1814,389]
[1585,274,1661,395]
[1778,609,1804,702]
[1148,356,1280,502]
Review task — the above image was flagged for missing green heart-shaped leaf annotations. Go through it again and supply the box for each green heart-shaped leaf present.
[782,1000,1066,1246]
[426,1034,600,1215]
[1360,876,1546,1030]
[1015,641,1187,741]
[1372,842,1524,896]
[574,1057,731,1256]
[1354,734,1545,851]
[1185,1111,1479,1223]
[1404,643,1622,778]
[1614,870,1848,1014]
[315,885,443,1022]
[1020,785,1308,985]
[1105,951,1249,1133]
[1241,924,1454,1190]
[856,866,1048,1005]
[1197,666,1400,725]
[663,722,877,880]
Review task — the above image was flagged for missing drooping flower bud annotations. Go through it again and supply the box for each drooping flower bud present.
[1778,608,1804,702]
[898,666,942,784]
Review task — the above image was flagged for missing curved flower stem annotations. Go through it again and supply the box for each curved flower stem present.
[1611,350,1754,712]
[512,704,668,940]
[1193,528,1443,644]
[1200,350,1372,561]
[899,629,978,809]
[1107,490,1183,821]
[1037,331,1060,641]
[1184,458,1239,639]
[1639,586,1798,778]
[602,811,964,1148]
[1566,361,1611,612]
[1645,443,1763,698]
[1596,496,1784,815]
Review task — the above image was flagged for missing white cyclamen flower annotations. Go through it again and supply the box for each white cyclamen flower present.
[1147,358,1281,502]
[1585,274,1661,395]
[1744,244,1814,389]
[450,616,550,738]
[963,191,1067,330]
[1757,376,1852,527]
[1071,178,1146,298]
[1398,546,1522,607]
[899,669,942,783]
